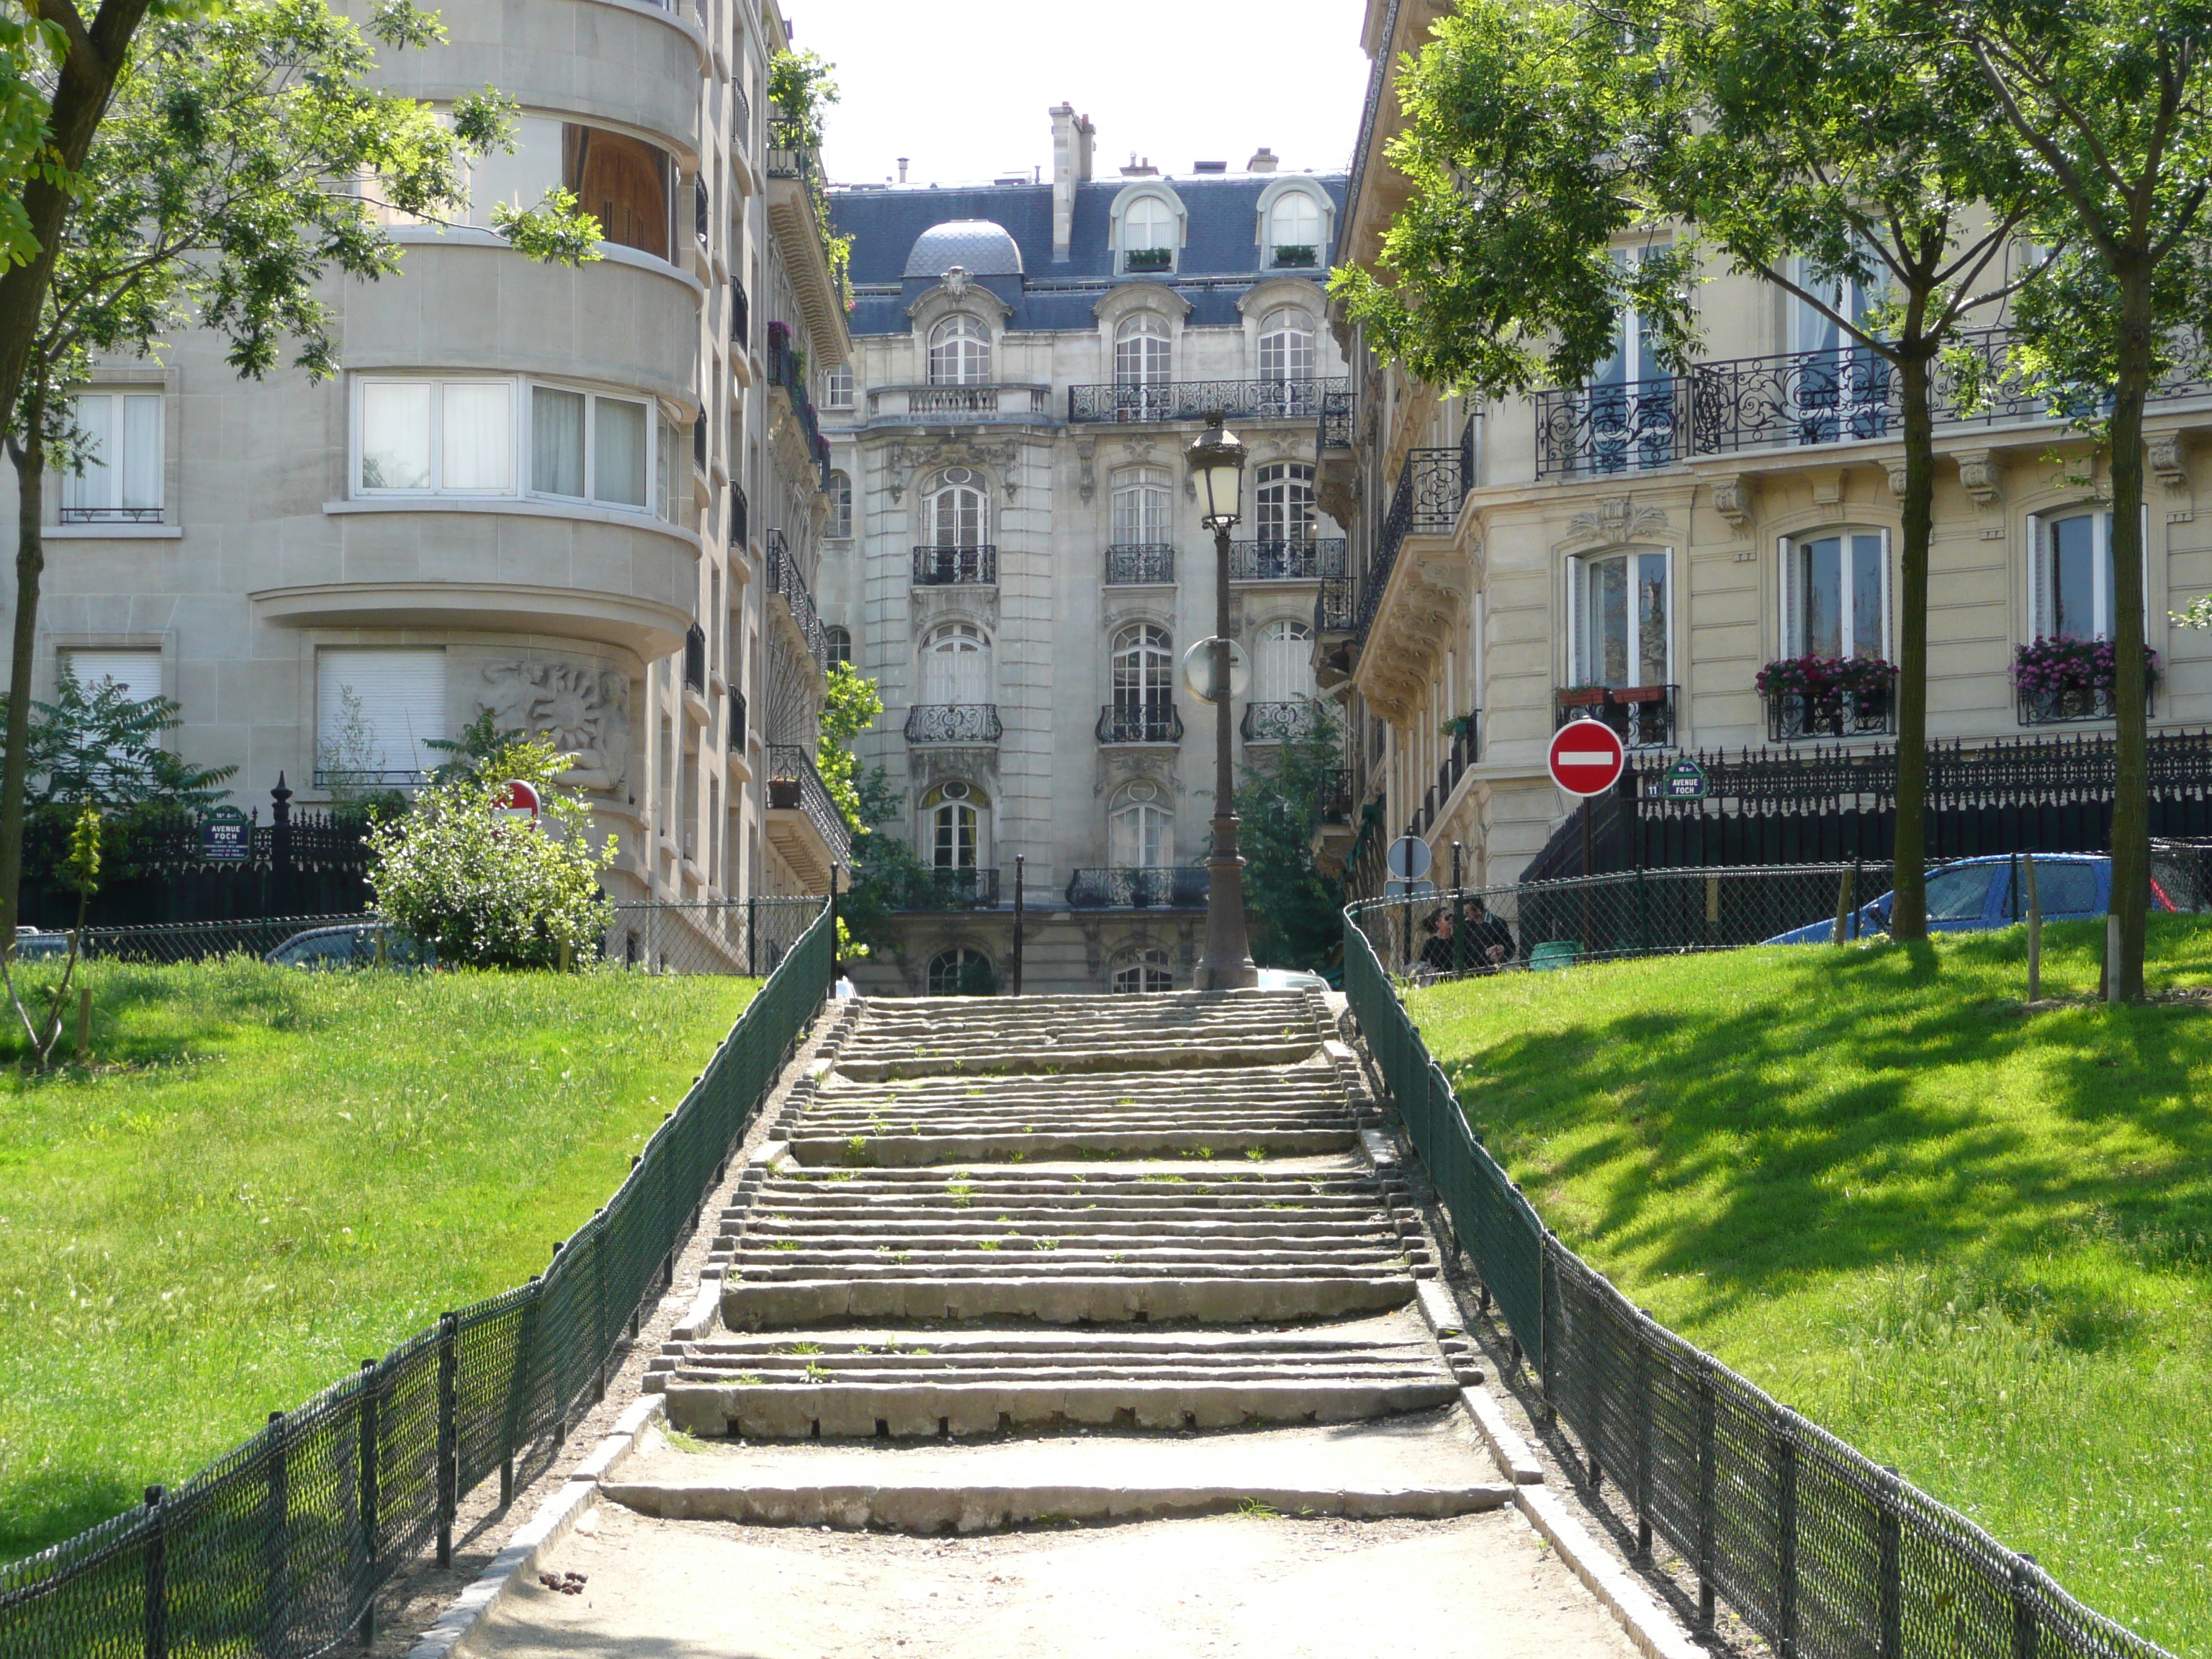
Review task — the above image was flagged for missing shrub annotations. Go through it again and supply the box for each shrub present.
[2010,635,2160,694]
[1755,654,1897,703]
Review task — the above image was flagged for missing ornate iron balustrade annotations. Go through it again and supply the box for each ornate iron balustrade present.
[1064,866,1209,909]
[764,744,852,864]
[1066,377,1350,425]
[1096,703,1184,745]
[1105,543,1175,585]
[881,866,1002,911]
[1555,684,1677,750]
[2018,684,2144,726]
[60,505,162,525]
[729,483,747,548]
[911,544,998,585]
[1766,685,1896,742]
[1316,387,1352,453]
[683,624,706,694]
[765,529,827,667]
[903,703,1003,744]
[1314,577,1355,634]
[765,119,813,181]
[1241,701,1321,742]
[1230,537,1346,582]
[1320,768,1354,824]
[1356,447,1467,641]
[730,82,750,150]
[1534,377,1689,480]
[729,279,749,351]
[1688,349,1896,457]
[729,689,747,752]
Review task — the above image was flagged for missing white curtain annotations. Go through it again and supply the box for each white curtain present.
[64,394,114,511]
[594,397,648,506]
[120,395,162,508]
[360,382,432,490]
[532,386,586,497]
[439,382,513,492]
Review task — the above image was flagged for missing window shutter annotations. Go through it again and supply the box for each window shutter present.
[2028,514,2049,640]
[63,649,161,703]
[1778,536,1795,657]
[318,649,447,780]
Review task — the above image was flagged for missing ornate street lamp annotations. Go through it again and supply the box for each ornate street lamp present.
[1185,412,1257,991]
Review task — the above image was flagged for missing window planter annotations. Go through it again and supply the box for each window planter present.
[2012,637,2160,725]
[1756,655,1897,740]
[1123,248,1172,273]
[1270,244,1318,268]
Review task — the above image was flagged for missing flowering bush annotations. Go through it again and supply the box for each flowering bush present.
[367,734,615,968]
[1755,655,1897,703]
[2010,635,2160,695]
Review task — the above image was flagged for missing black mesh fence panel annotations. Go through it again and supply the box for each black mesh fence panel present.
[1341,914,2176,1659]
[0,899,830,1659]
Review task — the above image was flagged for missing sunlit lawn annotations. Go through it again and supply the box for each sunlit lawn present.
[1411,919,2212,1656]
[0,958,756,1563]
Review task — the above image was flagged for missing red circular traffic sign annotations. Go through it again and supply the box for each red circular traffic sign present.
[498,779,541,821]
[1547,719,1626,797]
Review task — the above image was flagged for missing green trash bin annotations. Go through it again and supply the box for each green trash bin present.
[1529,940,1582,971]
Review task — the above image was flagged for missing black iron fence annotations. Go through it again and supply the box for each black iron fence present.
[875,866,1002,911]
[1555,685,1677,750]
[1767,685,1896,742]
[1316,387,1352,452]
[1315,577,1355,634]
[1105,543,1174,585]
[1229,537,1346,581]
[0,904,833,1658]
[1066,377,1349,425]
[1065,866,1208,908]
[1342,907,2175,1659]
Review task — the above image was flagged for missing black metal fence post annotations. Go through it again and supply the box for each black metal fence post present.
[142,1485,168,1659]
[593,1216,610,1403]
[262,1412,288,1657]
[826,864,840,1002]
[1877,1466,1904,1659]
[1012,853,1025,996]
[2012,1556,2041,1659]
[1696,1357,1717,1630]
[357,1358,379,1650]
[1776,1414,1800,1659]
[1452,841,1465,976]
[1633,1315,1653,1555]
[436,1312,458,1568]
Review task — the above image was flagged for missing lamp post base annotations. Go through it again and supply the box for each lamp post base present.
[1194,824,1258,991]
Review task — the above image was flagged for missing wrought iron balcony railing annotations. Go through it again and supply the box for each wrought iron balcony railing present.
[1766,685,1897,742]
[1356,446,1469,640]
[683,624,706,694]
[881,865,1002,911]
[1064,866,1209,909]
[1316,388,1352,453]
[765,119,814,182]
[911,544,998,585]
[60,505,163,525]
[1066,377,1350,425]
[1319,768,1353,824]
[729,279,749,352]
[2018,684,2146,726]
[903,703,1003,745]
[1556,684,1677,750]
[1229,537,1346,582]
[1240,701,1321,742]
[765,529,827,667]
[729,689,747,752]
[764,744,852,864]
[729,482,747,548]
[1314,577,1355,636]
[1096,703,1184,745]
[1105,543,1175,585]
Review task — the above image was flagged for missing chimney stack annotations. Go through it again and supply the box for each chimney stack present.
[1049,102,1094,263]
[897,156,908,184]
[1246,147,1280,173]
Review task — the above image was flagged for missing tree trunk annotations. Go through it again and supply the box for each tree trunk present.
[2108,264,2154,1002]
[1889,348,1938,940]
[0,431,45,945]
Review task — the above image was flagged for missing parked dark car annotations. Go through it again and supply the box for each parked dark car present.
[1763,854,2176,944]
[10,927,69,961]
[266,923,436,970]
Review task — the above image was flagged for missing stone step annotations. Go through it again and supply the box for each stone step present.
[832,1039,1320,1083]
[787,1128,1357,1165]
[721,1271,1416,1328]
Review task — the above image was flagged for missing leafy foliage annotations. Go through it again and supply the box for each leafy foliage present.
[367,740,614,969]
[817,663,883,835]
[1234,712,1347,974]
[423,707,531,788]
[767,47,853,304]
[6,671,233,814]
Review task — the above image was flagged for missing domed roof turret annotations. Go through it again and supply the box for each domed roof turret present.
[904,219,1023,279]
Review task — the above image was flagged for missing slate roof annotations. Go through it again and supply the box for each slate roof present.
[829,173,1347,337]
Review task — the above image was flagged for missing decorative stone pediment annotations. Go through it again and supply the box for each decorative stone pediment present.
[1557,496,1669,552]
[905,747,999,789]
[881,437,1026,504]
[1093,747,1181,800]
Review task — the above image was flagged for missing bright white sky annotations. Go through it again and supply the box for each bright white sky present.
[792,0,1372,189]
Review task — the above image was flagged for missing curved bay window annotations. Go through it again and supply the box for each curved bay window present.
[928,315,992,386]
[564,126,671,260]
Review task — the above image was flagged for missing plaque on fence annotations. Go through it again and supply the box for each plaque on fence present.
[1660,757,1709,801]
[199,806,250,861]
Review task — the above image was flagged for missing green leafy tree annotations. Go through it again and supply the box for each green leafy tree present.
[817,662,882,835]
[767,47,852,303]
[366,734,614,968]
[1,800,100,1069]
[422,706,531,788]
[0,0,600,950]
[1234,712,1347,974]
[1944,0,2212,999]
[10,668,233,811]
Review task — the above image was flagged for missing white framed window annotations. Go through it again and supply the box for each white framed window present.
[922,780,984,871]
[922,467,986,547]
[61,649,161,704]
[928,315,992,386]
[1111,466,1171,544]
[827,469,853,539]
[1112,623,1173,710]
[316,647,447,786]
[356,378,514,495]
[525,383,669,514]
[1267,192,1323,264]
[1257,310,1315,384]
[1110,782,1172,866]
[822,363,855,410]
[60,392,163,523]
[1254,462,1316,545]
[920,621,990,703]
[1781,530,1889,659]
[927,944,991,994]
[1112,948,1174,993]
[2029,508,2141,641]
[1115,314,1172,386]
[1569,549,1672,686]
[824,625,853,668]
[1122,194,1177,271]
[1253,620,1314,703]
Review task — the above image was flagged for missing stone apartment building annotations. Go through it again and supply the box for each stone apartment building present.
[0,0,852,961]
[1321,0,2212,897]
[820,111,1348,994]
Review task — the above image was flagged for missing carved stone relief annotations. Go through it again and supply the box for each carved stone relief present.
[1076,438,1097,502]
[478,661,632,792]
[905,747,999,790]
[1562,496,1669,550]
[1093,747,1180,800]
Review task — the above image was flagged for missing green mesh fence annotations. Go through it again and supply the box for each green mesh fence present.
[0,898,831,1658]
[1342,908,2177,1659]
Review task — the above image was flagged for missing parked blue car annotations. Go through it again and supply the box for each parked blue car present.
[1763,853,2177,944]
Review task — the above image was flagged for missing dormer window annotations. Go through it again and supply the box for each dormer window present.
[928,315,992,386]
[1122,196,1177,274]
[1267,192,1322,267]
[1114,314,1171,386]
[1258,309,1315,383]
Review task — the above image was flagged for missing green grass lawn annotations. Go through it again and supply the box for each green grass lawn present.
[1409,919,2212,1658]
[0,958,757,1564]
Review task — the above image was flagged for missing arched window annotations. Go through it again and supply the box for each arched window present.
[1112,624,1173,712]
[920,621,990,704]
[822,363,855,410]
[827,469,853,539]
[921,780,984,871]
[1123,195,1176,270]
[1111,947,1174,994]
[1114,314,1172,387]
[1259,308,1316,383]
[927,944,996,995]
[1254,462,1316,550]
[1253,619,1315,704]
[1267,193,1323,265]
[1111,466,1171,547]
[922,467,986,549]
[1110,781,1172,868]
[928,315,992,386]
[824,624,853,668]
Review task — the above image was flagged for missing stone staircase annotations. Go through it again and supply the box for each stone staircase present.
[621,989,1505,1529]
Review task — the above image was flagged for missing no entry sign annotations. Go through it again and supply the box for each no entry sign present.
[1547,718,1626,797]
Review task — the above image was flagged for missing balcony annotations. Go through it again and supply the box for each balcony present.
[763,120,852,364]
[903,703,1003,744]
[729,482,747,549]
[1066,377,1349,425]
[1097,704,1184,745]
[767,322,832,488]
[1269,244,1320,269]
[1241,700,1321,743]
[729,279,749,353]
[1766,685,1897,742]
[1105,543,1174,585]
[880,866,1002,911]
[865,385,1053,424]
[60,505,163,526]
[763,743,851,892]
[1065,866,1209,909]
[911,544,998,585]
[683,623,706,694]
[1355,442,1471,642]
[1555,684,1677,750]
[729,688,747,751]
[2018,685,2142,726]
[1311,768,1357,874]
[1230,538,1346,583]
[1313,577,1355,637]
[765,529,827,670]
[1316,388,1352,454]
